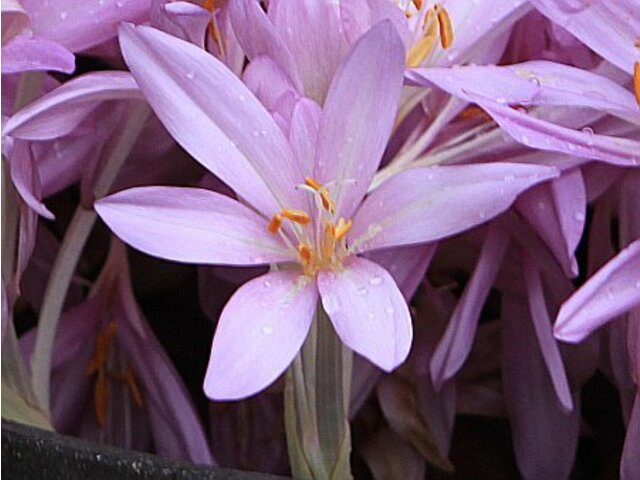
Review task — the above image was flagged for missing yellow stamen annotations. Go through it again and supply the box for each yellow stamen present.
[323,222,336,261]
[267,213,283,234]
[334,218,353,241]
[406,9,438,67]
[434,4,453,49]
[634,62,640,107]
[281,209,311,225]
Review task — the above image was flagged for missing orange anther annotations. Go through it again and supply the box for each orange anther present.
[267,213,283,234]
[434,4,453,49]
[334,218,353,241]
[281,209,311,225]
[298,244,312,264]
[122,367,144,408]
[634,62,640,107]
[304,177,323,191]
[412,0,424,9]
[320,190,335,213]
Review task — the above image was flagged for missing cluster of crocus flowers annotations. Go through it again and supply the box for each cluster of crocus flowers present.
[2,0,640,478]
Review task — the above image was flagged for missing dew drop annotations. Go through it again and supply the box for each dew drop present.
[528,77,541,86]
[478,210,487,219]
[59,11,68,19]
[261,325,274,335]
[263,280,271,288]
[186,71,195,80]
[238,94,246,102]
[369,275,382,285]
[573,211,585,222]
[496,97,507,104]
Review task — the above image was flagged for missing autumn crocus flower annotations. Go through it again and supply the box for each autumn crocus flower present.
[96,21,557,400]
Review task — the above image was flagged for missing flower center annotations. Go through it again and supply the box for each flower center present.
[85,321,144,426]
[267,177,353,277]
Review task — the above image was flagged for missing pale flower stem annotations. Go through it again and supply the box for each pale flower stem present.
[285,305,353,479]
[29,103,150,413]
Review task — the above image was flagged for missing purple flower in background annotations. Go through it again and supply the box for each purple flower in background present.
[96,21,557,400]
[20,240,215,464]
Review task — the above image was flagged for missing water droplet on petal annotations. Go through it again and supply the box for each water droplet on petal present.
[238,95,246,102]
[528,77,541,86]
[573,211,585,222]
[261,325,274,335]
[369,276,382,285]
[59,11,68,19]
[263,280,271,288]
[186,71,195,79]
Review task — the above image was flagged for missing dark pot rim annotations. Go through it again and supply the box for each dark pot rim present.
[2,420,288,479]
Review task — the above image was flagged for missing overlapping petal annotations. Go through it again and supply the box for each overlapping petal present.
[21,0,150,52]
[4,71,141,140]
[555,240,640,343]
[318,257,412,372]
[95,187,293,266]
[529,0,640,73]
[2,35,75,74]
[118,23,307,217]
[314,20,404,219]
[204,271,318,400]
[350,163,557,253]
[431,225,509,389]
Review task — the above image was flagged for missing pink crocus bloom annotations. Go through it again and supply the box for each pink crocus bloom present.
[96,21,557,400]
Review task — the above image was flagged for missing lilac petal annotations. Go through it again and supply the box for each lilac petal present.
[4,71,141,140]
[365,243,437,301]
[318,257,412,372]
[408,61,640,124]
[242,55,298,114]
[150,0,211,49]
[2,35,75,74]
[351,163,557,253]
[530,0,640,73]
[523,255,574,412]
[22,0,149,52]
[119,24,307,217]
[268,0,351,103]
[288,97,321,176]
[95,186,293,266]
[431,224,509,389]
[502,294,579,480]
[479,100,640,167]
[204,271,318,400]
[314,20,404,219]
[517,168,586,277]
[555,240,640,343]
[228,0,301,90]
[8,140,54,219]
